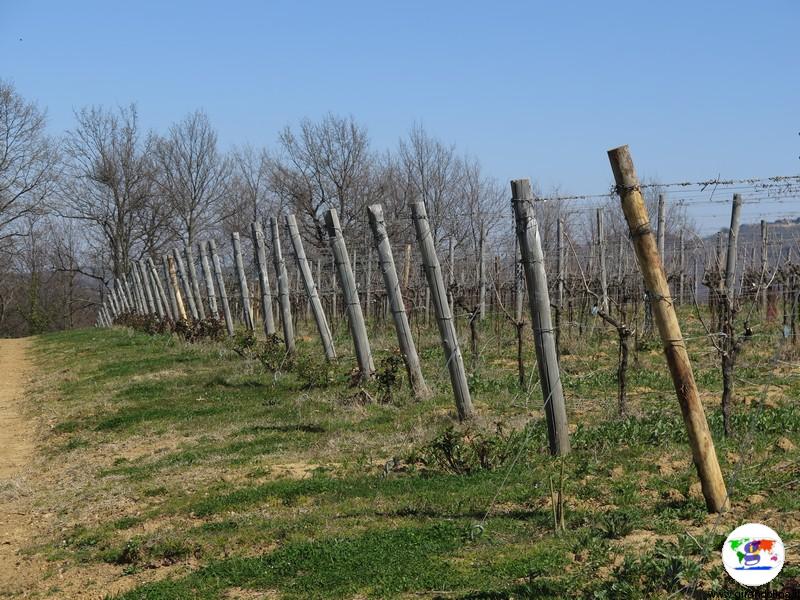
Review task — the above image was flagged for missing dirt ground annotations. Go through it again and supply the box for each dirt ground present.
[0,337,38,596]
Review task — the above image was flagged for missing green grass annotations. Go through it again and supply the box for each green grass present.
[21,308,800,598]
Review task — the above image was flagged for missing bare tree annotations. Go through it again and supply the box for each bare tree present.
[0,80,57,241]
[224,144,279,237]
[271,113,374,247]
[396,123,464,246]
[154,110,231,246]
[60,104,158,278]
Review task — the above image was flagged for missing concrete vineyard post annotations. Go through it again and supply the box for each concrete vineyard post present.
[208,240,235,336]
[251,222,276,336]
[325,208,374,378]
[270,217,295,354]
[368,204,430,398]
[511,179,571,456]
[198,242,219,318]
[172,248,198,320]
[185,245,206,319]
[231,232,255,331]
[411,201,474,421]
[166,255,187,320]
[285,214,335,360]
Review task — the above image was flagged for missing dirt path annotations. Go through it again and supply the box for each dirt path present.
[0,337,37,595]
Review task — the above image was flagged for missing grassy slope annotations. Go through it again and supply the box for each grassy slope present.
[26,311,800,599]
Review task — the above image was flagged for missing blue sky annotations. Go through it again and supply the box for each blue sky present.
[2,1,798,230]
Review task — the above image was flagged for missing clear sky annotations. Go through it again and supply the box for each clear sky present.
[2,1,798,230]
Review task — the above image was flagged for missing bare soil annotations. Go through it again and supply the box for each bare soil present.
[0,337,37,596]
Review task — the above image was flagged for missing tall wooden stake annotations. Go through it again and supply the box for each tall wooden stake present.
[597,209,609,313]
[166,255,187,320]
[478,222,486,320]
[198,242,218,318]
[411,201,473,421]
[208,240,235,336]
[231,232,254,331]
[325,209,374,378]
[172,248,198,320]
[608,144,728,513]
[285,214,335,360]
[270,217,295,353]
[185,245,206,319]
[368,204,430,398]
[251,222,276,336]
[147,257,171,320]
[511,179,570,456]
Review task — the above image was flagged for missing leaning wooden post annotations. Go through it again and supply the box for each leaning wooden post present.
[270,217,295,353]
[285,214,335,360]
[724,194,742,304]
[325,208,374,378]
[161,257,179,319]
[208,240,235,336]
[368,204,430,398]
[597,209,609,314]
[166,255,188,320]
[172,248,198,320]
[608,144,728,513]
[511,179,570,456]
[121,276,135,313]
[141,260,165,319]
[137,261,156,315]
[478,222,486,321]
[411,201,474,420]
[760,220,769,315]
[656,193,666,259]
[251,222,276,336]
[131,264,149,314]
[678,231,686,305]
[147,258,172,320]
[231,232,255,331]
[184,245,206,319]
[198,242,218,318]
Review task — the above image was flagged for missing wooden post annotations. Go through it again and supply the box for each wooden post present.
[270,217,295,353]
[146,258,170,320]
[597,209,609,313]
[679,231,686,305]
[365,248,373,321]
[198,242,218,318]
[251,222,276,336]
[166,255,187,320]
[447,238,455,317]
[208,240,235,336]
[724,195,742,304]
[129,263,148,314]
[121,275,135,313]
[511,179,570,456]
[161,257,179,319]
[172,248,198,320]
[137,260,157,315]
[231,232,255,331]
[285,214,335,360]
[608,144,728,513]
[403,244,412,290]
[656,193,666,259]
[411,201,474,420]
[478,223,486,320]
[325,209,374,378]
[556,219,565,352]
[760,220,768,314]
[184,245,206,319]
[368,204,430,398]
